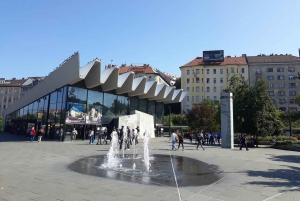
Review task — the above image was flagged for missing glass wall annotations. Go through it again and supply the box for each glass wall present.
[116,95,129,117]
[130,97,139,114]
[155,103,164,125]
[139,99,148,113]
[87,90,103,124]
[66,87,87,124]
[102,93,117,125]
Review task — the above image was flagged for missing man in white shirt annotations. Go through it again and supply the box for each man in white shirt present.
[170,131,178,150]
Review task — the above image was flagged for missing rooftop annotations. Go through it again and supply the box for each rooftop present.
[0,78,27,87]
[180,56,247,68]
[247,54,300,64]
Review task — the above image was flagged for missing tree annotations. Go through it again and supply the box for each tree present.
[164,114,187,126]
[295,93,300,106]
[174,77,181,89]
[186,105,219,132]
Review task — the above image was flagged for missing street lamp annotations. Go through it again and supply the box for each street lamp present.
[168,106,171,136]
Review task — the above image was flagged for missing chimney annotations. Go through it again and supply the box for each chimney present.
[242,54,246,57]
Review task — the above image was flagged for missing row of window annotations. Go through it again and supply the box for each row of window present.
[269,83,297,88]
[0,90,20,94]
[278,107,297,112]
[265,67,296,73]
[271,99,296,104]
[187,68,245,75]
[186,86,224,93]
[186,94,220,102]
[268,91,297,96]
[267,75,295,80]
[187,78,224,84]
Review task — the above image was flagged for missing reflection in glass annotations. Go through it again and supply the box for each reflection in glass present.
[130,98,139,114]
[68,87,87,103]
[87,90,103,125]
[148,101,155,115]
[116,95,129,117]
[50,91,57,104]
[102,93,117,124]
[139,99,147,113]
[156,103,164,124]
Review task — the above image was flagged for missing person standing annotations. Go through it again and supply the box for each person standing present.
[71,128,77,142]
[89,129,94,144]
[189,130,193,144]
[30,127,36,142]
[239,134,249,151]
[119,126,124,150]
[196,130,205,150]
[37,127,43,142]
[135,126,140,144]
[178,132,184,151]
[96,126,103,145]
[169,131,178,151]
[103,128,108,145]
[217,132,221,146]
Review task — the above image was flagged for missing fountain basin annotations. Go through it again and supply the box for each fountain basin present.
[68,154,223,187]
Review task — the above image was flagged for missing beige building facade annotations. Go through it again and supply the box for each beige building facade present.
[247,54,300,112]
[180,56,248,112]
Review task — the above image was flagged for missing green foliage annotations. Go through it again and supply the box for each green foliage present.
[174,77,181,89]
[186,104,219,132]
[164,114,187,126]
[224,75,284,136]
[0,117,2,131]
[257,135,297,141]
[295,93,300,106]
[272,140,300,146]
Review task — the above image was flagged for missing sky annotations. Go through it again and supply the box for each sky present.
[0,0,300,79]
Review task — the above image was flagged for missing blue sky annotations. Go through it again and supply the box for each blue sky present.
[0,0,300,79]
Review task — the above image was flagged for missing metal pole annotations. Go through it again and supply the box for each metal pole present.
[169,106,171,136]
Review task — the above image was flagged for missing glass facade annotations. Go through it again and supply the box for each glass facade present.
[5,85,164,141]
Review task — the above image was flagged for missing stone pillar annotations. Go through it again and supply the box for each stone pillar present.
[220,92,234,149]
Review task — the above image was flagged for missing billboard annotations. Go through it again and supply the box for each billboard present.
[65,102,87,124]
[203,50,224,62]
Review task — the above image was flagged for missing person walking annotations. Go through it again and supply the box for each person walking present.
[217,132,221,146]
[37,127,44,142]
[196,130,205,150]
[189,130,193,144]
[135,126,140,144]
[71,128,77,142]
[239,134,249,151]
[30,127,36,142]
[178,132,184,151]
[89,129,94,144]
[96,126,103,145]
[169,131,178,151]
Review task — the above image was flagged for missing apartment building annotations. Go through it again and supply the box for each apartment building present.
[180,56,248,112]
[247,54,300,112]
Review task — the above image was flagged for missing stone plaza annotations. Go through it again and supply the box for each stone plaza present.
[0,132,299,201]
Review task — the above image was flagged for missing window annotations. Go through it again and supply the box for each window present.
[196,96,200,102]
[214,96,217,101]
[290,107,297,112]
[207,78,210,83]
[270,99,276,104]
[269,83,274,88]
[289,91,296,96]
[220,69,223,74]
[186,105,190,110]
[196,87,200,92]
[289,83,296,88]
[267,68,273,72]
[207,69,209,74]
[220,86,224,92]
[187,78,190,84]
[148,76,152,81]
[268,91,274,96]
[213,69,216,74]
[279,107,286,111]
[220,78,223,83]
[277,68,284,72]
[213,78,216,84]
[278,83,285,88]
[192,96,194,101]
[290,99,296,104]
[230,68,234,73]
[278,91,285,96]
[196,69,200,74]
[187,70,190,75]
[267,76,274,80]
[187,87,189,92]
[213,87,217,92]
[256,68,261,73]
[279,99,286,104]
[288,67,295,72]
[207,96,210,99]
[187,96,189,102]
[277,75,284,80]
[207,87,210,92]
[241,68,245,73]
[202,69,203,74]
[196,78,200,83]
[288,76,295,80]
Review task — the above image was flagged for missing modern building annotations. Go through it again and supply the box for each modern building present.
[247,53,300,112]
[3,52,186,141]
[180,55,248,112]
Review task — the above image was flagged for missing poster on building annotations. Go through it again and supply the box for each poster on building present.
[65,102,87,124]
[86,105,102,125]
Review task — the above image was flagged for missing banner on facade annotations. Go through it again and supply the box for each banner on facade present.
[65,102,86,124]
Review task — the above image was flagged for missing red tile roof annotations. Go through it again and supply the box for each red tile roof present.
[119,65,156,74]
[180,56,247,68]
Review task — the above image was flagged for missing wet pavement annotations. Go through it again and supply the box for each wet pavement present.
[69,154,224,187]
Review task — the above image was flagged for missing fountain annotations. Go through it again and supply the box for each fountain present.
[122,127,127,158]
[143,129,151,171]
[100,131,119,169]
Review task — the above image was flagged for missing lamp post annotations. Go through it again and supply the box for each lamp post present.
[168,106,171,137]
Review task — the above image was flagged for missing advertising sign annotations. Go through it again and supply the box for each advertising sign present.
[86,105,102,125]
[65,102,86,124]
[203,50,224,62]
